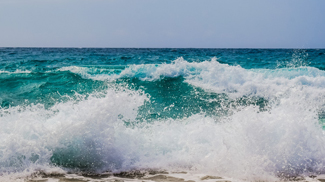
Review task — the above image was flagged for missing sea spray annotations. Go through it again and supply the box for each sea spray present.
[1,48,325,181]
[0,87,148,173]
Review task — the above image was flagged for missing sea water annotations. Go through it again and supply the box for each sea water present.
[1,48,325,181]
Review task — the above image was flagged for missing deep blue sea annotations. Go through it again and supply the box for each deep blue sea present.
[1,48,325,181]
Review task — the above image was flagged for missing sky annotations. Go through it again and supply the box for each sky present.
[0,0,324,48]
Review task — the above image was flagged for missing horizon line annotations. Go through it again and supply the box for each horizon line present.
[1,47,324,49]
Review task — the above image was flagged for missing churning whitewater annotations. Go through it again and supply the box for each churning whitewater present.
[1,48,325,181]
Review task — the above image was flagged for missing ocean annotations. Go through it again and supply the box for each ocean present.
[1,48,325,181]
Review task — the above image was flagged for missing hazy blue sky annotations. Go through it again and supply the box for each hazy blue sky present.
[0,0,324,48]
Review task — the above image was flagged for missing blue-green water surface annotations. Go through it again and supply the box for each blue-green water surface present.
[1,48,325,179]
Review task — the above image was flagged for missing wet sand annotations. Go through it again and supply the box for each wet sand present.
[24,170,325,182]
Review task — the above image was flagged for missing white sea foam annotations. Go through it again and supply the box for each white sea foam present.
[0,87,148,179]
[3,60,325,181]
[58,66,118,80]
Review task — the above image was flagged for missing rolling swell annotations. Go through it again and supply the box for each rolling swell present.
[0,70,108,108]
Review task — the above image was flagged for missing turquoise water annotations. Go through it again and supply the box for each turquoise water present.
[1,48,325,180]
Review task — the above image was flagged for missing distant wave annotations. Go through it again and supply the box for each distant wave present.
[57,58,325,100]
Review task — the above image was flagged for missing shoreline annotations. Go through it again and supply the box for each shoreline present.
[13,169,325,182]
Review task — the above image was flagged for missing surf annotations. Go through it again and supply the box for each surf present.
[1,48,325,181]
